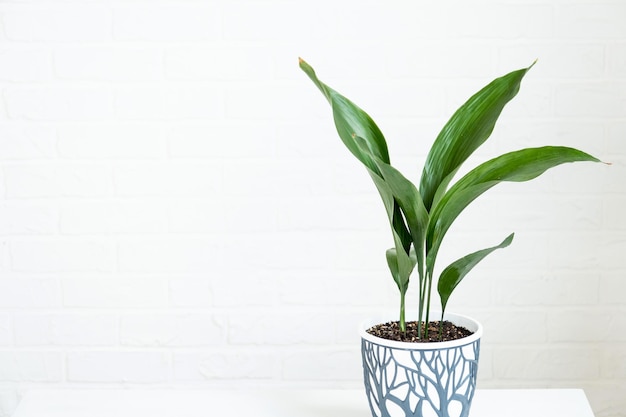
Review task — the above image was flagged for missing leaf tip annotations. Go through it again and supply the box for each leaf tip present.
[298,57,311,71]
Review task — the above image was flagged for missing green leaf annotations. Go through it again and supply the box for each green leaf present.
[386,247,415,333]
[438,233,514,314]
[419,63,534,211]
[300,59,415,282]
[371,155,429,278]
[386,247,416,293]
[426,146,601,271]
[370,169,414,296]
[368,169,413,254]
[299,58,390,168]
[299,58,413,267]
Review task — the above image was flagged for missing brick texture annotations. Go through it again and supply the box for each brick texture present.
[0,1,624,416]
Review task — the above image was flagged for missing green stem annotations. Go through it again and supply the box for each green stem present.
[424,271,433,338]
[417,285,422,338]
[399,291,406,333]
[438,312,444,341]
[418,274,427,338]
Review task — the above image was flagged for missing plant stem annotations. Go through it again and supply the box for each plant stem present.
[399,291,406,333]
[438,312,444,341]
[418,274,427,339]
[424,272,433,338]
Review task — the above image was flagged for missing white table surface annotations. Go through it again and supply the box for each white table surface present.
[11,388,595,417]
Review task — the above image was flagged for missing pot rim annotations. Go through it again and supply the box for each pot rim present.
[359,312,483,350]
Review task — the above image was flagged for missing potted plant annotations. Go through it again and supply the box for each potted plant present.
[298,58,603,417]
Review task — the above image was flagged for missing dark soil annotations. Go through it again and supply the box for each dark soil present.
[367,320,473,343]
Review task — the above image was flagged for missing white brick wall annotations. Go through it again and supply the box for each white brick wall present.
[0,1,624,416]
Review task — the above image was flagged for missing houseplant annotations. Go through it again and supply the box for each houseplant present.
[299,58,602,417]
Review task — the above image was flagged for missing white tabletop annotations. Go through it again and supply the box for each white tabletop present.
[11,388,595,417]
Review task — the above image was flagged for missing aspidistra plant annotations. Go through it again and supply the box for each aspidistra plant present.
[299,58,601,339]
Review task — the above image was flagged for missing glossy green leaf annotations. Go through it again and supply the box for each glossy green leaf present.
[371,155,429,278]
[386,246,416,332]
[299,58,390,167]
[299,58,413,266]
[419,64,533,211]
[368,169,412,254]
[386,247,416,293]
[438,233,514,314]
[426,146,601,271]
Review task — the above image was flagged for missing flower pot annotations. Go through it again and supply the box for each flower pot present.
[360,313,482,417]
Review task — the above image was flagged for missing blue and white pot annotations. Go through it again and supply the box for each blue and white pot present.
[360,313,482,417]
